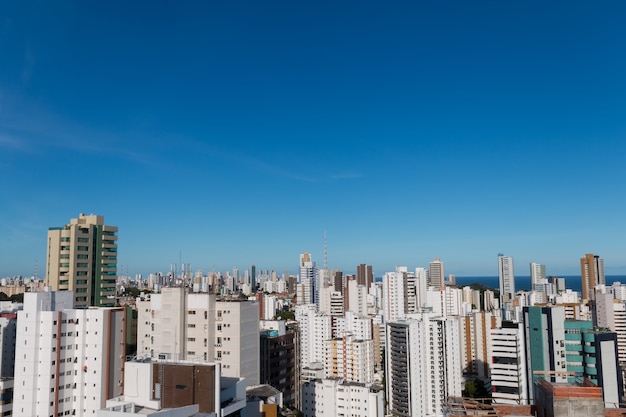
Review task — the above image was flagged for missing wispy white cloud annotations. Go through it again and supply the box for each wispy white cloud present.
[329,172,363,180]
[0,133,30,151]
[182,139,318,182]
[0,100,161,166]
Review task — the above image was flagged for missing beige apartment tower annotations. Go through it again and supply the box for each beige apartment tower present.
[46,213,118,307]
[580,253,605,301]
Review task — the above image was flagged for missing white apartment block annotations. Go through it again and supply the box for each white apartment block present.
[386,313,462,417]
[332,311,372,340]
[611,282,626,301]
[295,304,332,369]
[595,297,626,364]
[262,279,286,294]
[13,290,125,417]
[297,279,314,306]
[301,379,384,417]
[324,334,374,383]
[317,285,332,315]
[346,280,368,316]
[329,291,345,317]
[615,302,626,364]
[489,321,529,405]
[136,287,260,385]
[426,287,464,317]
[382,267,408,322]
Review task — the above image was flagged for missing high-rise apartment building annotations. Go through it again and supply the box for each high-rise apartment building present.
[46,213,118,307]
[489,321,529,405]
[429,258,445,289]
[324,334,374,383]
[462,311,496,382]
[563,321,623,408]
[136,288,260,385]
[13,290,126,417]
[250,264,256,290]
[294,304,332,369]
[356,264,373,289]
[299,253,317,306]
[523,306,568,403]
[260,320,297,407]
[385,314,462,417]
[530,262,547,303]
[498,255,515,319]
[581,253,605,301]
[383,266,422,322]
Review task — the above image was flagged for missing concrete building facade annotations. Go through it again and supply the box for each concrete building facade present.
[136,288,260,385]
[46,213,118,307]
[13,290,126,417]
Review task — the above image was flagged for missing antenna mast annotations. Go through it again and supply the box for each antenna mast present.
[324,231,329,285]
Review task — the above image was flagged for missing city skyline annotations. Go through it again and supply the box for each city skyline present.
[1,2,626,277]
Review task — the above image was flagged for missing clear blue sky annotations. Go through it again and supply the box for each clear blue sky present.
[1,1,625,278]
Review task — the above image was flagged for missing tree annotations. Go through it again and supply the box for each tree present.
[463,380,490,399]
[275,310,295,321]
[10,293,23,303]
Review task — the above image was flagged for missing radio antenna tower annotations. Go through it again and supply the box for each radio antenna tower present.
[324,231,329,285]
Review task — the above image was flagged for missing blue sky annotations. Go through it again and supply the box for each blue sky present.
[1,1,625,278]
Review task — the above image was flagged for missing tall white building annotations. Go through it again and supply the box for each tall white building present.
[136,288,260,385]
[489,321,529,405]
[13,290,126,417]
[345,279,368,316]
[498,255,515,319]
[530,262,547,303]
[333,311,373,340]
[415,267,428,308]
[425,286,463,317]
[594,295,626,364]
[385,313,462,417]
[295,304,332,369]
[383,266,418,322]
[299,253,317,305]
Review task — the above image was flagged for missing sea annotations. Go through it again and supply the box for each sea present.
[453,275,626,293]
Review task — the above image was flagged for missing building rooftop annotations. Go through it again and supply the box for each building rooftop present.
[247,384,281,399]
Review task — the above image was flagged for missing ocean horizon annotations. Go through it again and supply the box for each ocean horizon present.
[453,275,626,293]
